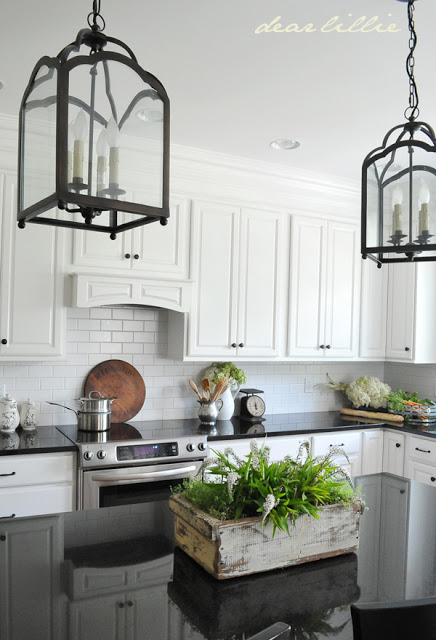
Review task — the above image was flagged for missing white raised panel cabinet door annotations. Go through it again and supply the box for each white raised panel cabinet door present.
[72,211,133,270]
[359,258,388,359]
[237,208,286,357]
[385,262,415,360]
[131,196,190,279]
[188,201,239,357]
[69,594,124,640]
[324,221,360,358]
[361,430,384,475]
[0,174,65,359]
[382,431,405,476]
[288,216,326,357]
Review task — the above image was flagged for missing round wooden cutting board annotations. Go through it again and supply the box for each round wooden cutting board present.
[84,360,146,423]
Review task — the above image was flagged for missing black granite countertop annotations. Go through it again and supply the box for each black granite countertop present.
[2,410,436,457]
[2,473,435,639]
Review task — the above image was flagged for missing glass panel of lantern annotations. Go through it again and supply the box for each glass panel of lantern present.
[67,58,164,209]
[364,139,436,260]
[21,64,57,212]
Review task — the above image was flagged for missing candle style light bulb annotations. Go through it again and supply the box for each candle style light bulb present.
[67,121,74,184]
[106,117,120,187]
[72,110,87,182]
[418,180,430,235]
[391,181,403,234]
[96,129,109,196]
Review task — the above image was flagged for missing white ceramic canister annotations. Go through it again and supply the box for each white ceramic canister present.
[20,399,39,430]
[0,394,20,432]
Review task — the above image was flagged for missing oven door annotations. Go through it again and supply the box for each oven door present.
[81,459,203,510]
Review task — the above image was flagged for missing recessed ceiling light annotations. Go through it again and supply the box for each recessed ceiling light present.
[136,109,163,123]
[270,139,300,151]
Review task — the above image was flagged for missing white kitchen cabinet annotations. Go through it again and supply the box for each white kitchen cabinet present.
[0,452,75,518]
[311,430,362,477]
[386,262,436,362]
[72,195,190,280]
[361,430,384,475]
[0,514,63,640]
[287,216,360,359]
[404,433,436,485]
[0,173,66,360]
[184,201,287,359]
[382,431,405,476]
[359,259,388,359]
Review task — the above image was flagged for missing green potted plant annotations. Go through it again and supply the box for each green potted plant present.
[204,362,247,420]
[170,440,364,580]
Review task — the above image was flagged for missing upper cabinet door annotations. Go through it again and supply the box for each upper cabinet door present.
[0,174,65,360]
[359,258,388,360]
[287,216,327,357]
[187,201,239,357]
[237,208,286,358]
[385,262,415,361]
[324,221,360,358]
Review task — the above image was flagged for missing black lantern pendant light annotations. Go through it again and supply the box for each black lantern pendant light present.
[17,0,169,239]
[361,0,436,266]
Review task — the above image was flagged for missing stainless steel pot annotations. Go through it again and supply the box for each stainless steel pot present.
[47,391,116,432]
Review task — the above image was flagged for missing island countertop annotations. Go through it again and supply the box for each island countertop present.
[1,473,435,639]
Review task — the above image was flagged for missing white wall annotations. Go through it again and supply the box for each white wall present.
[0,306,385,426]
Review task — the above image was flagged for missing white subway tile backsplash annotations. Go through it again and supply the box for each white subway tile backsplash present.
[77,343,101,354]
[100,343,123,354]
[112,309,134,320]
[100,320,123,331]
[123,320,144,331]
[78,319,101,331]
[90,308,112,319]
[112,331,133,343]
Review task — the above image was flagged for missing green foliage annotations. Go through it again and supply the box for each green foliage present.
[172,440,362,537]
[204,362,247,390]
[387,388,434,412]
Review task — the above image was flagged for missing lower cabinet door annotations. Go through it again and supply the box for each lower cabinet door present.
[361,430,384,475]
[69,594,124,640]
[383,431,405,477]
[126,586,169,640]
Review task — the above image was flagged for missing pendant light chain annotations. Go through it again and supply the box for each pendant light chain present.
[87,0,106,32]
[404,0,419,122]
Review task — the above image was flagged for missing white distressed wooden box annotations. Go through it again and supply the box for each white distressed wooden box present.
[169,494,363,580]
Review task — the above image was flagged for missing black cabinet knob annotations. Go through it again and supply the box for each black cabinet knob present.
[238,343,244,348]
[0,535,6,541]
[405,347,410,352]
[231,343,237,348]
[1,339,7,345]
[127,600,133,607]
[118,602,125,608]
[320,345,325,349]
[133,254,139,260]
[396,443,401,448]
[325,345,331,349]
[125,253,131,259]
[432,477,436,483]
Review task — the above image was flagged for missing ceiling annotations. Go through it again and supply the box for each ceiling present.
[2,0,436,185]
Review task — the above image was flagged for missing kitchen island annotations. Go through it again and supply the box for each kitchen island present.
[1,472,435,639]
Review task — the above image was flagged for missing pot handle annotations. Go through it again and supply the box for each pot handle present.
[88,390,102,399]
[45,401,78,417]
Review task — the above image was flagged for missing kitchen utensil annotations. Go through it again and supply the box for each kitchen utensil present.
[0,394,20,432]
[84,360,146,423]
[201,379,211,400]
[211,379,228,402]
[19,399,39,430]
[198,399,223,426]
[46,391,116,431]
[189,380,203,401]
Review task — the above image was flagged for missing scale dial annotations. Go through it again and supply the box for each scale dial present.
[246,395,266,418]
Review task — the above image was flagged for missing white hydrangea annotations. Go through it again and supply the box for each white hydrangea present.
[345,376,391,409]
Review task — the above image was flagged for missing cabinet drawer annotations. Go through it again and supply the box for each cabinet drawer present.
[312,431,361,457]
[0,484,74,518]
[404,460,436,487]
[0,452,74,488]
[405,435,436,465]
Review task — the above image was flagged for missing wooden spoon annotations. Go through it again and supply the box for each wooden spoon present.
[212,379,228,402]
[201,379,211,400]
[189,379,203,401]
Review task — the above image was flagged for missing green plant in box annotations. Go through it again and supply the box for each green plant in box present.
[172,439,362,538]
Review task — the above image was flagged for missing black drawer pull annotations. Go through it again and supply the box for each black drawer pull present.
[415,447,431,454]
[431,477,436,483]
[396,443,401,448]
[0,472,16,477]
[0,514,15,520]
[330,443,344,448]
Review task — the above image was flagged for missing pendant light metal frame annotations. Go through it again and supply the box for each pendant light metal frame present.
[17,2,170,239]
[361,0,436,266]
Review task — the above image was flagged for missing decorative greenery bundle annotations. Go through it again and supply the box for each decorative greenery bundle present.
[204,362,247,392]
[172,440,362,537]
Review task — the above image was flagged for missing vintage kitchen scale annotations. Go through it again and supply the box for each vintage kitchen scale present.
[239,389,266,421]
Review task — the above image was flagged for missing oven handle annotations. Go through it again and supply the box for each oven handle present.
[90,465,199,483]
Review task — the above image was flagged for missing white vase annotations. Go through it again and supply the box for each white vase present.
[216,387,235,421]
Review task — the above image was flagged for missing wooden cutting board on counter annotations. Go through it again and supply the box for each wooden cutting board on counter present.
[84,360,146,423]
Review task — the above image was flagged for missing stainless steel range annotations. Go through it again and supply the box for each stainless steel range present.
[57,423,208,510]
